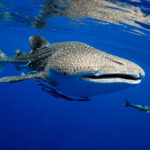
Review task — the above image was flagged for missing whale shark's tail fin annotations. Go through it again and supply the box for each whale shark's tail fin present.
[0,50,8,73]
[125,100,131,107]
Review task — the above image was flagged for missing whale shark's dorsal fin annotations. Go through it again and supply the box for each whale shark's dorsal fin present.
[29,35,49,53]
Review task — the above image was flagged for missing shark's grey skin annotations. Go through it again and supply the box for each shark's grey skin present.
[126,100,150,113]
[0,36,145,100]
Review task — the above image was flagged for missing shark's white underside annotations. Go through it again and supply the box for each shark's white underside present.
[46,70,140,97]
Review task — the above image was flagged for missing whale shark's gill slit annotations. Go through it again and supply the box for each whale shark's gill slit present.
[83,74,140,80]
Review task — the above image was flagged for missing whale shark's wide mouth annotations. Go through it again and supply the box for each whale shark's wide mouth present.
[81,73,143,84]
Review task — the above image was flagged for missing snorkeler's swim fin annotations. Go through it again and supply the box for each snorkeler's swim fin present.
[0,50,7,73]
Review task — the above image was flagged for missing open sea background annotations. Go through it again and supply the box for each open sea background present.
[0,0,150,150]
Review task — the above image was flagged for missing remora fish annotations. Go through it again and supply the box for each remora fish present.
[0,36,145,100]
[125,100,150,113]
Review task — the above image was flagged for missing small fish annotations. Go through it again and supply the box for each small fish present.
[125,100,150,113]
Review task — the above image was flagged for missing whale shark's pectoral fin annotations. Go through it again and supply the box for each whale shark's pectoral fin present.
[38,83,90,101]
[0,72,44,83]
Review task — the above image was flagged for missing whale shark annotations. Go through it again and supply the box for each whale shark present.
[0,36,145,100]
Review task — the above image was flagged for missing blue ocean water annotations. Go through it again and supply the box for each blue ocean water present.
[0,0,150,150]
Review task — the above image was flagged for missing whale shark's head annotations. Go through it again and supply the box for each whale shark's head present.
[45,41,145,97]
[80,54,145,85]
